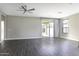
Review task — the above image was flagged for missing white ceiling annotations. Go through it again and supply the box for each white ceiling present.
[0,3,79,18]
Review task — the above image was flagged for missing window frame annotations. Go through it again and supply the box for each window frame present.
[62,19,69,34]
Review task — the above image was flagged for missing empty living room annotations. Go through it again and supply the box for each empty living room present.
[0,3,79,56]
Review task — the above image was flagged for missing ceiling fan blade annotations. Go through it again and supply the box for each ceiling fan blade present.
[28,8,35,11]
[21,6,26,10]
[23,11,26,14]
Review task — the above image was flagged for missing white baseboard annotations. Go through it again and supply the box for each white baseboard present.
[61,36,79,42]
[5,37,42,40]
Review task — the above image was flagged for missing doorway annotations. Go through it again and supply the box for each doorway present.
[1,15,5,41]
[41,19,54,38]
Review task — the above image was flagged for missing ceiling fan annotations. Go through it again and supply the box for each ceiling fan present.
[18,4,35,14]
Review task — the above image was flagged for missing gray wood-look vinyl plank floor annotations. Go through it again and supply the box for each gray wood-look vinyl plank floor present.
[0,38,79,56]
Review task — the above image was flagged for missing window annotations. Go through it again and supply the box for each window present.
[63,19,69,33]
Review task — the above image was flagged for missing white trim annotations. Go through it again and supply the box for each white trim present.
[5,37,42,40]
[66,37,79,42]
[0,11,7,42]
[1,20,4,41]
[61,36,79,42]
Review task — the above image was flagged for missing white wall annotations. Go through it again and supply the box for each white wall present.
[6,16,42,40]
[0,13,1,41]
[54,19,62,38]
[67,13,79,41]
[54,19,59,37]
